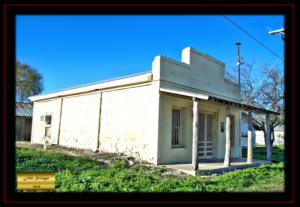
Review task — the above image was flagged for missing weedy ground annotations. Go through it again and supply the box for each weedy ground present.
[16,143,284,192]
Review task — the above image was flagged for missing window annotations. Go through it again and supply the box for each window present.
[171,107,184,147]
[45,115,52,125]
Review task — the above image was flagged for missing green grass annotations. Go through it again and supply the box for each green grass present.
[16,146,284,192]
[242,144,284,163]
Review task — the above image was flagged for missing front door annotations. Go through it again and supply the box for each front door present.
[198,113,213,159]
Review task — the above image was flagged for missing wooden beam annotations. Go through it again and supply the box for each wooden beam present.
[247,111,253,164]
[192,97,199,171]
[224,107,231,167]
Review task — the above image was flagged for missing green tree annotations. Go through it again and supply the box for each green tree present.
[16,60,44,102]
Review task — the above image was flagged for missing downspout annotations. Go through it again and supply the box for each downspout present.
[94,92,102,152]
[57,98,63,145]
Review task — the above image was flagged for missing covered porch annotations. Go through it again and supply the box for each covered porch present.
[159,87,279,175]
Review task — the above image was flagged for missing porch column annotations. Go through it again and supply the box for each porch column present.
[192,97,199,171]
[265,114,272,162]
[247,111,253,164]
[224,107,231,166]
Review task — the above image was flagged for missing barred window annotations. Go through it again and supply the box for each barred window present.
[171,108,183,146]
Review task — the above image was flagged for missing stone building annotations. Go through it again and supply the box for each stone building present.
[29,47,278,167]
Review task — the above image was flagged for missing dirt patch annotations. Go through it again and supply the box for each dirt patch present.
[16,141,191,179]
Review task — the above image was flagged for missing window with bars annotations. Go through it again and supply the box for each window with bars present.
[171,108,183,147]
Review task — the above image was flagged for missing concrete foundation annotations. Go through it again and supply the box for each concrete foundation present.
[162,158,272,176]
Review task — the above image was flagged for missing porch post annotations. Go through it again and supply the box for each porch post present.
[192,97,199,171]
[247,111,253,164]
[224,107,231,166]
[265,114,272,162]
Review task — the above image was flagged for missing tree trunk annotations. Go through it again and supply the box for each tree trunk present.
[224,107,231,167]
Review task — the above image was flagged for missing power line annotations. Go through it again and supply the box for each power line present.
[223,15,282,59]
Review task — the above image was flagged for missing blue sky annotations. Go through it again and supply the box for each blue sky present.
[16,15,284,94]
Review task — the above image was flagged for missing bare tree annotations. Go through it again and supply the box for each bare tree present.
[256,65,284,161]
[240,62,259,106]
[240,62,284,162]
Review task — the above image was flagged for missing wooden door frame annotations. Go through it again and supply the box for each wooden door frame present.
[198,111,214,159]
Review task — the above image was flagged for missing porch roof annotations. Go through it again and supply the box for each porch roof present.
[159,87,280,115]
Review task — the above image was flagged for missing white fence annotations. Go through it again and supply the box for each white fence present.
[241,130,284,147]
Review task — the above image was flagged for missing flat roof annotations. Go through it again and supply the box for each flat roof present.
[31,71,152,98]
[29,71,152,101]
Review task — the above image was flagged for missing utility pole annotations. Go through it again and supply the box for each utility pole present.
[269,28,285,40]
[236,42,243,85]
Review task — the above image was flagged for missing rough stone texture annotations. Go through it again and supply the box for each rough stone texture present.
[31,98,61,144]
[99,84,159,164]
[59,92,101,150]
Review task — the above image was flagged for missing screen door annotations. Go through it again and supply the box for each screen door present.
[198,113,213,159]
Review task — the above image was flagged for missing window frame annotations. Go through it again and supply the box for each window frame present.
[171,106,185,148]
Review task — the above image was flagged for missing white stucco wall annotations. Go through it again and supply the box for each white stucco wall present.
[59,92,101,150]
[152,47,241,102]
[30,82,160,164]
[157,94,193,164]
[99,83,160,164]
[31,98,61,144]
[157,94,241,164]
[215,107,241,159]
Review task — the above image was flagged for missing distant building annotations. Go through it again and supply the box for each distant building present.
[16,102,33,141]
[241,112,284,146]
[255,125,284,146]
